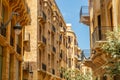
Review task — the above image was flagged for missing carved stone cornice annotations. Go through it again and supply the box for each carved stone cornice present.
[9,0,31,26]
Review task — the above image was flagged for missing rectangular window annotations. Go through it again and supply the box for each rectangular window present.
[51,34,54,45]
[68,36,71,43]
[39,26,41,40]
[48,54,50,66]
[110,7,113,30]
[68,58,71,68]
[39,49,41,69]
[1,5,6,37]
[10,19,14,46]
[0,46,3,80]
[97,15,101,40]
[68,36,73,44]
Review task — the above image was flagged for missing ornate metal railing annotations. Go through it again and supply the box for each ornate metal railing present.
[92,26,113,45]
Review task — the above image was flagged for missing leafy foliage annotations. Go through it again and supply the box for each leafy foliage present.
[60,68,92,80]
[101,27,120,76]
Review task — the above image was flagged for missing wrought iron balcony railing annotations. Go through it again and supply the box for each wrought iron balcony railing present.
[92,26,113,47]
[80,6,90,26]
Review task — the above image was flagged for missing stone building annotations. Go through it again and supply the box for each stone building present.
[23,0,68,80]
[0,0,81,80]
[80,0,120,80]
[66,24,81,70]
[0,0,31,80]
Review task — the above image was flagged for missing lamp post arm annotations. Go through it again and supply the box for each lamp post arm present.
[3,12,19,28]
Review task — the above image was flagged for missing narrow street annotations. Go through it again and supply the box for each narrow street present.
[0,0,120,80]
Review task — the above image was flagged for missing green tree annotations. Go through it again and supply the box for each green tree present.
[60,68,92,80]
[101,27,120,77]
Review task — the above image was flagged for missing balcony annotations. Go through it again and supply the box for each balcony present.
[17,44,21,54]
[92,26,113,48]
[74,54,79,59]
[38,36,47,48]
[52,11,59,21]
[38,11,46,23]
[23,62,33,74]
[23,62,29,71]
[80,6,90,26]
[42,63,46,71]
[74,44,78,50]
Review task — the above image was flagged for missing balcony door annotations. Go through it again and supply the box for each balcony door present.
[97,15,102,40]
[110,7,113,30]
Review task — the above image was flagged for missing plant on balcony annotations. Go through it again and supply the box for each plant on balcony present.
[101,27,120,77]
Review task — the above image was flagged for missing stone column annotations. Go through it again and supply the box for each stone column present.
[112,0,118,30]
[2,47,10,80]
[19,61,23,80]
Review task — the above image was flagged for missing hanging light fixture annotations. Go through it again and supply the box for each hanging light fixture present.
[13,22,22,35]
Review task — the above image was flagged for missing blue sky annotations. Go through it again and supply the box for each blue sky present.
[55,0,90,56]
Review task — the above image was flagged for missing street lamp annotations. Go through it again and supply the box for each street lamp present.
[1,12,22,35]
